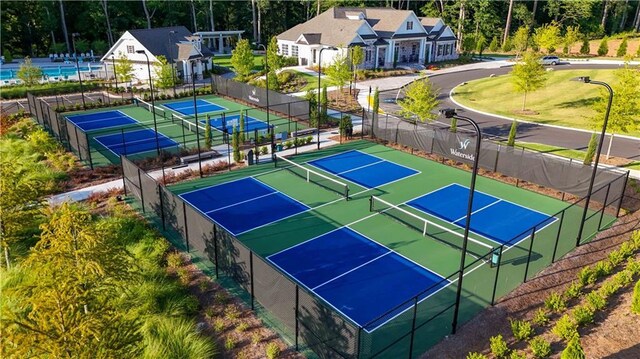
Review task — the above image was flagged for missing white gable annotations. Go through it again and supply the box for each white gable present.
[430,19,445,33]
[100,31,160,63]
[439,26,456,39]
[355,21,377,37]
[394,12,428,36]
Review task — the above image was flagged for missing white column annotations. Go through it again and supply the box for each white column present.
[418,38,426,64]
[218,36,223,54]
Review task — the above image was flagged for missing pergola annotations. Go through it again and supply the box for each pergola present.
[194,30,244,55]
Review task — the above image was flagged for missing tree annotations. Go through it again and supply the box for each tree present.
[230,39,254,80]
[350,45,365,80]
[99,0,114,46]
[503,0,515,45]
[398,78,440,122]
[502,37,513,52]
[115,51,134,84]
[232,125,242,163]
[153,55,175,89]
[590,61,640,159]
[204,117,212,149]
[266,36,283,73]
[325,51,350,92]
[510,51,547,111]
[512,27,530,56]
[489,36,499,52]
[306,90,318,127]
[475,34,487,57]
[16,57,43,86]
[2,203,140,358]
[339,114,353,139]
[239,112,246,143]
[560,335,585,359]
[562,26,580,54]
[616,37,628,57]
[320,85,328,123]
[58,0,70,53]
[580,37,591,55]
[597,37,609,56]
[583,132,597,165]
[533,22,561,53]
[507,120,518,146]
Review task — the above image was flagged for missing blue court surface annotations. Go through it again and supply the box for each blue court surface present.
[66,110,137,132]
[180,177,309,236]
[200,114,270,133]
[163,99,226,116]
[309,150,419,188]
[93,128,179,156]
[268,227,448,331]
[407,184,557,245]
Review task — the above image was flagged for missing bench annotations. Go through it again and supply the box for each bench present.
[180,150,220,165]
[291,128,316,137]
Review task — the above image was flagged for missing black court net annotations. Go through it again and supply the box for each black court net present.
[275,154,350,199]
[370,195,495,259]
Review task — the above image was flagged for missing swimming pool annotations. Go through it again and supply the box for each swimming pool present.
[0,65,101,81]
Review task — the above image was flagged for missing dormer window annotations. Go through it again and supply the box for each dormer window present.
[406,21,413,30]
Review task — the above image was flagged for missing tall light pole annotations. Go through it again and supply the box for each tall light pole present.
[571,77,614,247]
[440,108,482,335]
[168,30,177,98]
[136,50,161,155]
[111,53,119,98]
[71,33,86,109]
[254,43,269,127]
[317,46,338,149]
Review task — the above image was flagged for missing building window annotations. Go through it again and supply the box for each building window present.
[365,49,372,62]
[406,21,413,30]
[292,45,299,57]
[437,45,443,56]
[282,44,289,56]
[411,44,417,55]
[126,45,134,54]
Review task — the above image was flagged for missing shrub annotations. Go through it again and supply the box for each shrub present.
[572,305,594,326]
[597,37,609,56]
[532,308,549,326]
[593,260,613,279]
[265,342,281,359]
[489,36,499,52]
[510,318,533,341]
[166,251,183,268]
[502,38,513,52]
[236,321,249,332]
[306,135,313,144]
[490,334,509,358]
[176,267,191,284]
[616,37,628,57]
[560,335,585,359]
[260,146,269,155]
[251,332,262,345]
[545,292,567,312]
[612,270,634,287]
[225,306,240,320]
[608,248,626,267]
[598,280,621,298]
[509,350,526,359]
[564,281,583,300]
[466,353,488,359]
[225,336,235,350]
[214,292,227,305]
[529,336,552,358]
[632,280,640,315]
[284,140,293,149]
[141,317,218,359]
[578,267,596,286]
[213,318,225,333]
[552,314,578,341]
[585,291,607,311]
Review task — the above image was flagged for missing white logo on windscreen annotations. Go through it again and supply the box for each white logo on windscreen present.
[458,138,471,150]
[248,88,259,102]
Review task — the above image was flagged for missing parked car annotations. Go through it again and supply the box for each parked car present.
[540,56,560,65]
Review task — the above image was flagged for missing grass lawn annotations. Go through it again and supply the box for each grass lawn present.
[213,54,264,72]
[517,141,640,170]
[452,69,640,138]
[293,70,336,92]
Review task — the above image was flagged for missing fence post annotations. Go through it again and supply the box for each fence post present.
[120,156,127,196]
[523,228,537,282]
[213,225,219,278]
[295,285,299,351]
[551,210,565,263]
[598,182,612,230]
[491,246,505,305]
[616,172,630,218]
[137,168,145,213]
[407,296,419,359]
[86,131,94,170]
[493,144,501,172]
[74,126,83,162]
[250,251,255,310]
[158,184,166,231]
[182,201,190,252]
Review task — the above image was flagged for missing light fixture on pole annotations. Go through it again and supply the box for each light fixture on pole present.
[71,33,86,109]
[571,76,614,247]
[136,50,161,155]
[317,46,338,150]
[168,30,177,98]
[439,108,482,335]
[254,43,270,127]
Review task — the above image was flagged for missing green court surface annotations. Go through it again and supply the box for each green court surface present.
[166,140,615,357]
[66,94,306,167]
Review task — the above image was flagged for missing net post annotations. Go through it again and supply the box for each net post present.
[551,210,565,263]
[615,172,629,218]
[369,196,374,212]
[295,285,299,351]
[423,221,427,236]
[523,227,537,282]
[408,296,419,359]
[491,246,504,305]
[598,182,612,230]
[182,201,190,252]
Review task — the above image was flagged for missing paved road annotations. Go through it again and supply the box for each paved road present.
[378,63,639,160]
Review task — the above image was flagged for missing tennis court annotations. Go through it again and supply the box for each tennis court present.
[66,110,138,131]
[163,99,226,116]
[156,140,616,357]
[201,114,270,133]
[93,128,179,156]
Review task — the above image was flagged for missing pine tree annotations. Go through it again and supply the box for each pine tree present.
[204,116,212,149]
[232,125,242,163]
[239,112,245,143]
[489,36,499,52]
[507,120,518,146]
[580,38,591,55]
[583,133,598,165]
[320,85,328,124]
[449,118,457,132]
[597,37,609,56]
[616,37,628,57]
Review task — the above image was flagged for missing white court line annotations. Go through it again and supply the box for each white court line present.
[205,192,278,214]
[452,199,502,224]
[311,252,392,290]
[337,160,385,175]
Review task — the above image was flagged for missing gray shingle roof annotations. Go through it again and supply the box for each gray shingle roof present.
[129,26,211,62]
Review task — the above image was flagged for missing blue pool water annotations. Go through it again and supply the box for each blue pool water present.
[0,65,101,81]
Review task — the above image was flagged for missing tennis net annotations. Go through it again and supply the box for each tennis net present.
[136,98,167,120]
[275,154,349,199]
[370,195,494,259]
